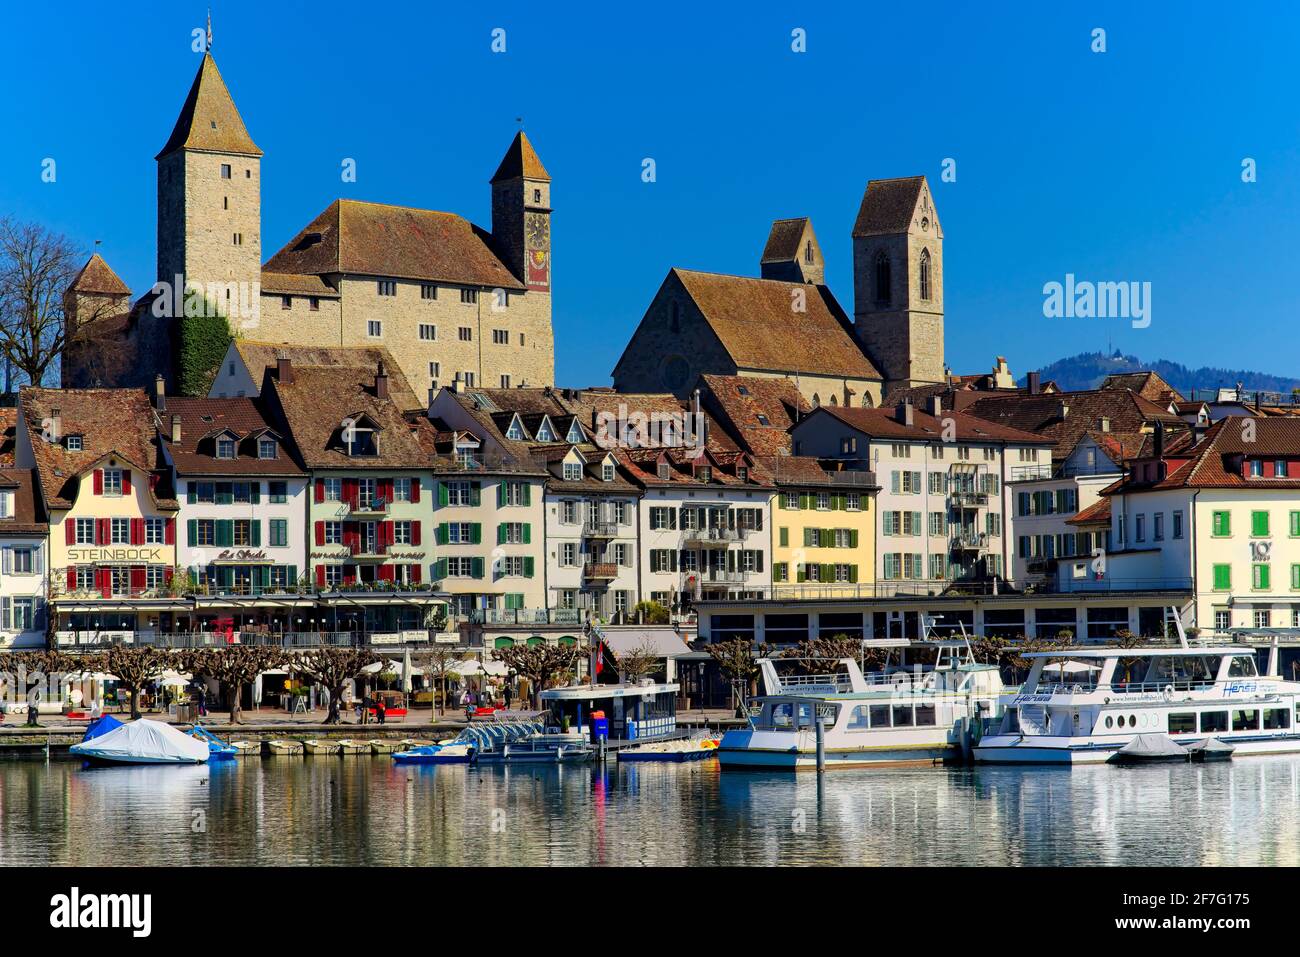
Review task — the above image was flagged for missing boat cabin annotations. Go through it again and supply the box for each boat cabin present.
[1019,648,1270,696]
[540,680,681,743]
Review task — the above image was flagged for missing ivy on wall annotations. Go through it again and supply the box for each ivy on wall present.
[174,292,233,396]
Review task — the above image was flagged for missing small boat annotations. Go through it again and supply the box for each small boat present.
[397,738,434,749]
[1112,733,1190,765]
[70,719,210,766]
[303,739,341,755]
[188,725,238,760]
[1188,737,1235,763]
[335,739,370,755]
[392,743,475,764]
[618,737,721,763]
[368,740,400,754]
[266,739,304,755]
[230,740,262,756]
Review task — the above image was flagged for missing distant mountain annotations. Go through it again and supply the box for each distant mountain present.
[1021,351,1300,397]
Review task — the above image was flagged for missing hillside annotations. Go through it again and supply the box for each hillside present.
[1021,351,1300,397]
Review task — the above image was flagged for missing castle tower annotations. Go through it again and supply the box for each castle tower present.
[156,50,262,318]
[851,176,944,392]
[490,131,551,291]
[760,217,824,285]
[63,252,131,336]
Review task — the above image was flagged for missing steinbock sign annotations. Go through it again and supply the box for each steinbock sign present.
[66,548,165,563]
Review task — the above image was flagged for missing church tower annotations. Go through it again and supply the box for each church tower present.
[851,176,944,393]
[156,42,262,320]
[760,217,824,285]
[490,132,551,292]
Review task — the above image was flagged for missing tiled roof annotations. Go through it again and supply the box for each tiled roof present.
[1100,371,1184,404]
[1067,497,1111,526]
[813,405,1052,445]
[259,271,340,298]
[760,218,809,263]
[263,199,523,290]
[697,373,808,457]
[673,268,881,380]
[69,253,130,296]
[156,54,261,159]
[0,468,45,534]
[758,454,878,490]
[1118,417,1300,491]
[961,389,1184,461]
[233,341,422,411]
[489,131,550,183]
[533,443,640,493]
[616,447,771,489]
[263,367,435,470]
[0,408,15,467]
[20,387,174,511]
[159,397,305,477]
[852,176,929,237]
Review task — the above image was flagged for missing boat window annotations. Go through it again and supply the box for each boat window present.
[915,704,936,727]
[1142,655,1216,685]
[1265,708,1290,730]
[1105,716,1113,729]
[847,705,871,730]
[869,705,891,728]
[1168,713,1197,735]
[1231,709,1260,731]
[1228,656,1259,678]
[892,705,914,727]
[769,703,793,728]
[1116,715,1126,728]
[1201,711,1229,733]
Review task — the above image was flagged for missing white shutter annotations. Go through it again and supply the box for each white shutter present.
[1,547,10,576]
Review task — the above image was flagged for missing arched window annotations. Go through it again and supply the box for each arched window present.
[919,249,932,301]
[804,240,814,264]
[861,393,874,408]
[829,395,838,406]
[812,393,821,408]
[874,252,891,305]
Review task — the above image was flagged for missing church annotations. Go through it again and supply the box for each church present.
[63,37,556,400]
[611,176,946,406]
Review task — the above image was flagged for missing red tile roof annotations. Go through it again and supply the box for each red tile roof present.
[159,397,305,477]
[0,467,46,534]
[811,404,1052,445]
[489,131,550,183]
[69,253,131,296]
[156,54,261,159]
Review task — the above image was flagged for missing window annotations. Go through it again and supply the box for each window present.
[279,295,292,310]
[1232,709,1260,731]
[1168,713,1197,735]
[1265,708,1290,730]
[144,517,166,544]
[602,462,615,482]
[1250,459,1264,477]
[460,288,478,304]
[216,437,236,459]
[258,438,277,459]
[500,375,511,389]
[323,522,342,545]
[1200,711,1228,733]
[309,297,320,311]
[561,543,577,567]
[1255,609,1271,628]
[563,462,582,481]
[419,323,436,341]
[1212,510,1231,536]
[1215,609,1231,632]
[918,248,932,301]
[367,320,382,338]
[1134,514,1145,542]
[323,478,342,502]
[421,284,437,300]
[429,361,440,380]
[493,329,509,345]
[459,327,473,341]
[232,519,253,547]
[269,519,288,547]
[221,163,231,178]
[1153,513,1164,541]
[10,547,33,574]
[377,280,397,297]
[102,468,123,496]
[194,519,216,547]
[1172,510,1184,540]
[393,520,413,545]
[232,233,242,246]
[65,435,83,452]
[75,517,95,544]
[393,478,412,502]
[1212,564,1231,591]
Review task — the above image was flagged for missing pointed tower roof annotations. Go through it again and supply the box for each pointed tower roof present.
[156,53,262,159]
[852,176,937,237]
[760,217,812,263]
[69,253,131,296]
[490,131,550,183]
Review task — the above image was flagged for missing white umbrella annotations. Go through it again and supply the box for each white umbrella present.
[160,670,193,688]
[402,647,413,693]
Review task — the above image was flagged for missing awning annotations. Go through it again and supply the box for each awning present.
[599,628,692,659]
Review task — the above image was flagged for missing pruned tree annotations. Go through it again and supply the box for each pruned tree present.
[415,645,459,716]
[104,646,179,720]
[292,647,382,724]
[179,646,290,724]
[615,640,659,684]
[780,635,888,675]
[705,638,761,717]
[491,643,581,709]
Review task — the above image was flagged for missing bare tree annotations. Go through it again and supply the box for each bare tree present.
[293,647,382,724]
[103,647,179,720]
[615,640,659,683]
[0,217,108,387]
[180,646,290,724]
[705,639,761,718]
[415,645,459,716]
[491,643,581,709]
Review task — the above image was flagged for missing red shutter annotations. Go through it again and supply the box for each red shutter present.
[343,568,357,585]
[410,563,421,583]
[377,478,392,504]
[411,521,421,546]
[164,567,174,585]
[66,566,75,591]
[165,518,176,545]
[130,518,144,545]
[65,521,75,545]
[96,518,110,545]
[343,478,359,510]
[93,469,103,495]
[345,522,360,555]
[315,564,327,587]
[99,568,111,599]
[410,478,421,503]
[382,521,394,552]
[315,521,325,546]
[314,479,325,503]
[130,565,146,592]
[378,564,394,582]
[122,470,132,495]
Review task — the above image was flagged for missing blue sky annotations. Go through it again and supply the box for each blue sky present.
[2,1,1297,385]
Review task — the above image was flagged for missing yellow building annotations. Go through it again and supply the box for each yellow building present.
[769,458,878,597]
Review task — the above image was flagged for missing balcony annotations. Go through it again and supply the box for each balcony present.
[349,496,391,517]
[470,608,585,626]
[683,569,749,588]
[949,490,989,508]
[53,630,369,650]
[582,521,619,539]
[950,531,989,551]
[683,526,747,546]
[583,562,619,582]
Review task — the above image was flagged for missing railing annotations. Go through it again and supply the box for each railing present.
[686,569,748,585]
[54,581,443,601]
[432,452,537,474]
[349,496,391,515]
[469,608,586,626]
[682,526,747,545]
[1053,576,1195,594]
[52,585,173,601]
[1007,464,1054,482]
[950,531,989,550]
[582,521,620,538]
[583,563,619,580]
[692,576,1196,603]
[53,630,371,649]
[949,491,989,507]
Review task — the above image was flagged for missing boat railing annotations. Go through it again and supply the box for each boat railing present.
[775,672,855,693]
[1109,678,1218,694]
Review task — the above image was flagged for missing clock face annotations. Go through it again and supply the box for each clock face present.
[526,213,549,249]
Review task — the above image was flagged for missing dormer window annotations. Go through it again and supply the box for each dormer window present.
[102,468,123,496]
[563,462,583,481]
[65,435,83,452]
[258,438,277,460]
[695,465,712,482]
[602,462,615,482]
[1250,459,1264,478]
[756,414,770,426]
[657,462,670,480]
[346,427,378,457]
[506,417,526,441]
[566,421,584,443]
[737,467,749,482]
[216,437,236,459]
[535,418,555,442]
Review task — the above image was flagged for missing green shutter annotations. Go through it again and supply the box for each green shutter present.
[800,493,812,510]
[1253,511,1270,537]
[821,529,833,548]
[497,523,506,545]
[436,523,449,545]
[470,482,481,506]
[217,520,233,547]
[1292,564,1300,590]
[471,557,485,579]
[250,520,261,547]
[523,557,535,578]
[1292,512,1300,537]
[848,564,858,583]
[438,482,449,507]
[433,558,447,580]
[779,527,788,547]
[522,484,531,506]
[1213,511,1231,536]
[471,523,482,544]
[187,519,197,546]
[849,529,859,548]
[497,483,506,507]
[1258,564,1271,590]
[287,565,298,586]
[522,523,531,544]
[187,484,197,505]
[797,566,806,583]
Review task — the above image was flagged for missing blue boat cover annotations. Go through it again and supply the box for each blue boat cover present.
[82,714,124,742]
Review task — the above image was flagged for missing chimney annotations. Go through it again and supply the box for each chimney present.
[450,373,461,394]
[927,395,943,416]
[1153,419,1165,460]
[1027,372,1041,395]
[428,386,436,408]
[375,361,390,401]
[1057,400,1069,419]
[153,374,166,411]
[895,399,914,427]
[48,407,61,442]
[170,414,182,444]
[276,353,293,385]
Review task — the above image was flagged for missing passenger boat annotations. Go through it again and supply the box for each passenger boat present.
[717,641,1008,770]
[974,641,1300,765]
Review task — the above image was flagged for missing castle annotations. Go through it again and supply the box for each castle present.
[64,45,556,399]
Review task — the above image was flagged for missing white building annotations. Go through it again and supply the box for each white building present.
[0,469,49,649]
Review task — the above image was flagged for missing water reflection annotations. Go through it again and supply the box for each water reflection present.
[0,756,1296,866]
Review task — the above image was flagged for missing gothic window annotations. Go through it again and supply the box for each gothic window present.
[919,249,932,301]
[812,393,821,408]
[829,395,838,406]
[874,252,891,305]
[804,240,814,264]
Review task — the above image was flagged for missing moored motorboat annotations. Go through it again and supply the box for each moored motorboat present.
[618,737,720,762]
[188,725,238,760]
[368,740,400,754]
[230,740,262,756]
[1112,733,1189,764]
[70,719,210,766]
[1187,737,1235,762]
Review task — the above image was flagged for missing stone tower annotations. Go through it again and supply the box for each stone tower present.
[851,176,944,393]
[490,132,551,293]
[156,52,262,321]
[760,217,824,285]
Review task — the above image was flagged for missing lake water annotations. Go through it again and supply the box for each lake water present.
[4,754,1300,866]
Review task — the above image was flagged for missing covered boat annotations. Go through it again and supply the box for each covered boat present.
[1187,737,1235,762]
[1112,733,1189,765]
[70,719,210,765]
[80,714,124,742]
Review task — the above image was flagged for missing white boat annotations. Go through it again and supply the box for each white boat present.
[717,641,1008,770]
[974,642,1300,765]
[70,719,210,766]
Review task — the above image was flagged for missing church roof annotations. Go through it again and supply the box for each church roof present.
[69,253,131,296]
[262,199,524,290]
[760,218,809,263]
[157,54,262,159]
[670,269,881,381]
[851,176,927,237]
[489,131,550,183]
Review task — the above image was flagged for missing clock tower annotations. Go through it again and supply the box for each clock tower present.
[490,131,551,292]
